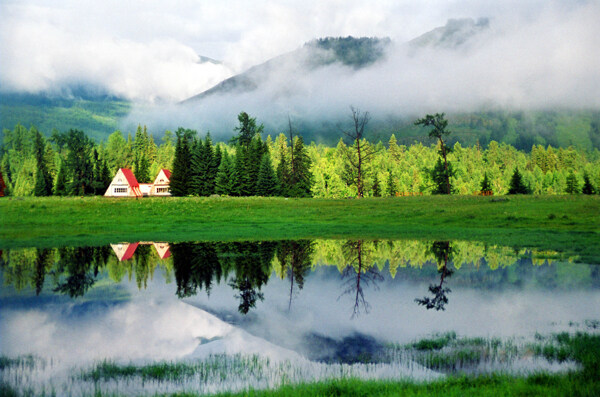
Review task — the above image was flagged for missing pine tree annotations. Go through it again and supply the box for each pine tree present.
[136,155,150,183]
[170,128,194,196]
[215,153,236,195]
[66,129,93,196]
[480,172,492,193]
[256,153,278,196]
[582,172,596,195]
[386,171,396,197]
[565,170,579,194]
[32,129,52,196]
[508,167,530,194]
[276,142,291,197]
[430,158,455,194]
[289,136,312,197]
[53,159,68,196]
[372,176,381,197]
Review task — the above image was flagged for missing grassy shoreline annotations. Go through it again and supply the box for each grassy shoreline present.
[1,195,599,262]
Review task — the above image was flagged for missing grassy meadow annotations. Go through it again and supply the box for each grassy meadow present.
[1,195,599,262]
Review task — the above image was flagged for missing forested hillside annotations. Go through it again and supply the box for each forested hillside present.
[2,111,599,198]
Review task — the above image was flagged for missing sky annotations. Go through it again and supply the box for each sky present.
[2,0,598,103]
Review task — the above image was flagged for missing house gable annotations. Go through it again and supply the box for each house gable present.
[104,168,142,197]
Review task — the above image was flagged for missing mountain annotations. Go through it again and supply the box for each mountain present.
[408,17,490,49]
[183,36,391,103]
[2,20,598,151]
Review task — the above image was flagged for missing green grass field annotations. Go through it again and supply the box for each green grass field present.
[1,195,599,263]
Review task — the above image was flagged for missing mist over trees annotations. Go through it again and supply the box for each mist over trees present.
[1,110,600,198]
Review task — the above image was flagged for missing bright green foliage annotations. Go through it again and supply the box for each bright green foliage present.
[508,167,530,194]
[256,153,278,196]
[582,172,596,195]
[565,170,579,194]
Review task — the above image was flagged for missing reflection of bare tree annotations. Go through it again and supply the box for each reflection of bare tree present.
[415,241,454,311]
[277,240,314,311]
[339,240,383,318]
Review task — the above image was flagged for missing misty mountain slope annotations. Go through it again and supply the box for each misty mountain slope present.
[183,36,391,103]
[408,17,490,49]
[0,92,130,142]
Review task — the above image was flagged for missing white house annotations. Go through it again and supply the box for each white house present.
[104,168,171,197]
[104,168,142,197]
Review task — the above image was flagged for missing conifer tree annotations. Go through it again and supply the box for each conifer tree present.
[508,167,530,194]
[582,172,596,195]
[215,153,236,195]
[430,158,455,194]
[276,140,291,196]
[256,153,278,196]
[480,172,492,194]
[565,170,579,194]
[415,113,453,194]
[170,128,194,196]
[53,159,68,196]
[66,129,93,196]
[372,176,381,197]
[386,171,396,197]
[289,136,312,197]
[33,129,52,196]
[136,155,150,183]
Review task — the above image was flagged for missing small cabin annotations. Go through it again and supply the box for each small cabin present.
[151,169,171,196]
[104,168,142,197]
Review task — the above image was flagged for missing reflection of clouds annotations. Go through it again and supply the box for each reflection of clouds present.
[0,300,233,363]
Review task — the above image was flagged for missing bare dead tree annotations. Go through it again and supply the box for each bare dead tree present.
[340,106,379,198]
[338,240,384,318]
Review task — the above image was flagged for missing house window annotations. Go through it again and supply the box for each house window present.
[114,187,128,194]
[156,187,170,194]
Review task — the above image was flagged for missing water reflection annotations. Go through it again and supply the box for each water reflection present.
[415,241,454,311]
[1,239,596,317]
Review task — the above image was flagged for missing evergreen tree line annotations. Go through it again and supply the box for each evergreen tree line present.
[169,112,313,197]
[2,113,600,198]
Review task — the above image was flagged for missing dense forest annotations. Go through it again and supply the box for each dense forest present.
[1,111,600,198]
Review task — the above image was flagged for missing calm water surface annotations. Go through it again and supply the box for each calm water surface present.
[1,239,599,395]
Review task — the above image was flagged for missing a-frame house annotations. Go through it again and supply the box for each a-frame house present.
[110,243,139,261]
[104,168,142,197]
[151,169,171,196]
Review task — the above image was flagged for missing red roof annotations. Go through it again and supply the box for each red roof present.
[121,168,139,187]
[161,169,171,180]
[120,168,142,197]
[121,242,139,261]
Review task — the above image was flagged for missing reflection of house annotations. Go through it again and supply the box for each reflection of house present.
[104,168,171,197]
[111,243,140,261]
[110,242,171,261]
[153,242,171,259]
[0,171,6,197]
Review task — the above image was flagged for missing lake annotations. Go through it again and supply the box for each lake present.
[1,239,599,395]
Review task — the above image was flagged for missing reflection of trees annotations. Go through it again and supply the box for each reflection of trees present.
[33,248,53,295]
[415,241,454,311]
[227,242,275,314]
[172,242,222,298]
[339,240,383,318]
[277,240,314,310]
[52,246,109,298]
